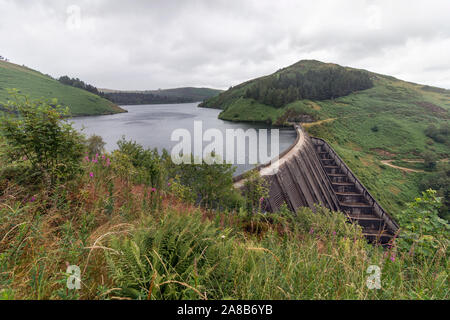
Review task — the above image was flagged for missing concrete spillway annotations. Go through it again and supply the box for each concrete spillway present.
[233,125,399,244]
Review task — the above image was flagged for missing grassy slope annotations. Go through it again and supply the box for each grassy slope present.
[201,60,450,216]
[0,61,126,116]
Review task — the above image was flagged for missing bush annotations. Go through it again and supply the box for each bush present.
[419,163,450,220]
[423,151,438,169]
[425,123,449,145]
[242,169,269,216]
[85,134,106,156]
[0,92,85,185]
[116,137,165,188]
[397,189,449,258]
[171,154,239,209]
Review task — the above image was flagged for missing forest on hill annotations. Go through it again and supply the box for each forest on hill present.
[243,66,373,108]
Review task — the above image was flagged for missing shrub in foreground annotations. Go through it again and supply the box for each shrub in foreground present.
[0,92,85,186]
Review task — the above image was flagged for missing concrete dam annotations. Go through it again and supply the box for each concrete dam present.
[233,125,399,244]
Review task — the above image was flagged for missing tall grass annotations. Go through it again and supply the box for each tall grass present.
[106,205,448,300]
[0,148,448,300]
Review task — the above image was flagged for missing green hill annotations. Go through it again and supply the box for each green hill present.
[201,60,450,216]
[101,87,223,105]
[0,60,126,116]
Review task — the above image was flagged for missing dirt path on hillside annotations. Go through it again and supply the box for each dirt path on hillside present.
[301,118,337,128]
[380,160,424,173]
[380,158,448,173]
[300,112,380,128]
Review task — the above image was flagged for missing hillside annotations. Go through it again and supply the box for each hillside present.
[200,60,450,216]
[0,60,126,116]
[100,87,223,105]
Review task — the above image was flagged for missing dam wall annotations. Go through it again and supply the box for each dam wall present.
[311,138,399,234]
[233,125,399,243]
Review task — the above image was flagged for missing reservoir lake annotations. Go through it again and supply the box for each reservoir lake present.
[71,103,296,175]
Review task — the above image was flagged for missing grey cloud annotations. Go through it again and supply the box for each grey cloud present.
[1,0,449,90]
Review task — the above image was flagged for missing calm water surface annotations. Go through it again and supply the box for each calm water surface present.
[71,103,296,175]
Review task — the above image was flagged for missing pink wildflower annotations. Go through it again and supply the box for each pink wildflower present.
[30,196,36,202]
[84,156,90,162]
[309,227,314,234]
[106,158,111,167]
[151,187,156,193]
[89,172,94,178]
[167,182,171,187]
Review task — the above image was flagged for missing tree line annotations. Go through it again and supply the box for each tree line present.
[58,76,106,98]
[244,68,373,108]
[57,75,218,105]
[103,92,196,105]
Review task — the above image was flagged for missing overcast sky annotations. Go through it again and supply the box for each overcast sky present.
[1,0,449,90]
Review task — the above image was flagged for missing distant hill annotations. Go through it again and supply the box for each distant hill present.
[100,87,223,105]
[200,59,450,216]
[0,60,126,116]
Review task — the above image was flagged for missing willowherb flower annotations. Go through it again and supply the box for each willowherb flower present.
[89,172,94,178]
[309,227,314,234]
[84,156,90,162]
[151,187,156,193]
[105,158,111,167]
[332,231,336,236]
[30,196,36,202]
[259,197,264,203]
